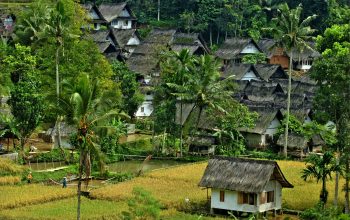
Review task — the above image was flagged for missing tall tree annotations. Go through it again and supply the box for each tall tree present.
[160,49,195,157]
[59,73,124,220]
[3,44,43,153]
[302,151,340,206]
[267,3,316,158]
[311,24,350,211]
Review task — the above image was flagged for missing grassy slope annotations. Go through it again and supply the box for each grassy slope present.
[0,160,341,219]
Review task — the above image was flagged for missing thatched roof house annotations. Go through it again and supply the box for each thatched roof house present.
[199,156,293,214]
[172,33,210,55]
[222,64,288,82]
[215,38,262,62]
[277,133,308,157]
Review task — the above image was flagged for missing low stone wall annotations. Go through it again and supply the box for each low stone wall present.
[0,152,18,161]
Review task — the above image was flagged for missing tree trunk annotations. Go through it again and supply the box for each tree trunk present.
[334,146,340,207]
[77,150,84,220]
[345,156,350,214]
[283,51,293,158]
[157,0,160,21]
[216,30,220,45]
[209,25,212,47]
[179,101,183,157]
[56,47,62,149]
[321,176,327,206]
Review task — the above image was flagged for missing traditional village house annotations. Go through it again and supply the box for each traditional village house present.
[46,122,75,149]
[135,88,154,118]
[127,29,209,118]
[276,132,308,158]
[199,156,293,215]
[89,30,122,60]
[216,38,263,65]
[258,39,320,71]
[239,109,284,149]
[83,2,136,30]
[222,63,288,82]
[112,29,140,58]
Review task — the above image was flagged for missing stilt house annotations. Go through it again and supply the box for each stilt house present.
[199,156,293,214]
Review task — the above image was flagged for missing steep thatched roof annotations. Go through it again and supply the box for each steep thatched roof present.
[289,42,321,61]
[222,63,261,81]
[126,53,159,75]
[277,133,307,149]
[255,64,288,81]
[144,29,176,44]
[172,33,210,55]
[199,156,293,192]
[98,3,135,22]
[258,38,278,58]
[48,122,76,137]
[95,41,118,54]
[215,38,262,60]
[239,109,282,134]
[112,29,138,47]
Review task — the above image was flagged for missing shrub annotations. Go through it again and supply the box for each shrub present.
[300,203,341,220]
[122,187,161,220]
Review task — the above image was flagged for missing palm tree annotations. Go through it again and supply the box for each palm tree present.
[59,74,125,220]
[269,3,316,158]
[302,151,340,206]
[163,49,195,157]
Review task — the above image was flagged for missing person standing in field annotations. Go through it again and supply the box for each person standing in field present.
[62,177,67,188]
[27,172,32,184]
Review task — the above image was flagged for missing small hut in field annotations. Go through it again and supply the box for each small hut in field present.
[199,156,293,214]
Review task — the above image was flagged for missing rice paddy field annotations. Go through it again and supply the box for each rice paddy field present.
[0,160,341,219]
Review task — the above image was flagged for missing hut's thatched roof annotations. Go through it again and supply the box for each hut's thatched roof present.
[255,64,288,81]
[258,38,278,58]
[199,156,293,192]
[277,133,308,149]
[126,53,159,75]
[48,122,76,137]
[144,29,176,44]
[172,33,210,54]
[222,63,261,81]
[239,109,282,134]
[215,38,262,60]
[112,29,138,47]
[98,3,135,22]
[95,41,118,53]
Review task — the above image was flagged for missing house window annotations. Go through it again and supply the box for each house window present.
[238,192,256,205]
[123,20,128,26]
[111,20,118,27]
[267,191,274,203]
[141,107,145,113]
[220,190,225,202]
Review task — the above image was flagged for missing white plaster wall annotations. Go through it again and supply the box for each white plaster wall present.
[90,9,100,19]
[241,70,259,81]
[303,116,312,125]
[211,189,258,213]
[265,117,281,136]
[136,101,153,117]
[127,36,140,46]
[145,94,153,101]
[121,9,130,17]
[54,137,72,149]
[241,43,260,54]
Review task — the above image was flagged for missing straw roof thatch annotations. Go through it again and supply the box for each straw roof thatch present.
[255,64,288,81]
[222,63,261,81]
[98,3,135,22]
[48,122,76,137]
[238,109,283,134]
[112,29,138,47]
[199,156,293,192]
[277,133,308,149]
[215,38,262,60]
[172,33,210,55]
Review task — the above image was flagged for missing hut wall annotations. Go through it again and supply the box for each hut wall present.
[211,189,258,213]
[243,133,265,148]
[269,55,289,69]
[136,101,153,117]
[241,43,260,54]
[53,136,71,149]
[241,70,260,81]
[258,180,282,212]
[112,19,132,29]
[265,117,280,137]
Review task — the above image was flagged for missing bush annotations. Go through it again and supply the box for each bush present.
[34,149,72,163]
[121,187,161,220]
[300,203,341,220]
